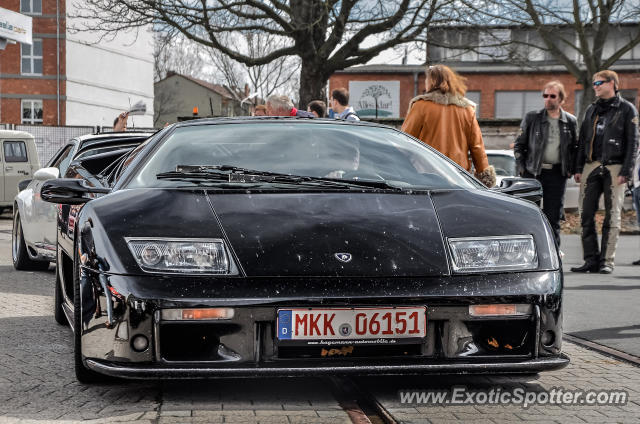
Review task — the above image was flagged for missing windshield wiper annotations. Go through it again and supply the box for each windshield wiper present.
[156,165,402,191]
[157,165,310,184]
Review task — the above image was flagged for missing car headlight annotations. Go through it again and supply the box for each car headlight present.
[125,238,236,274]
[448,235,538,273]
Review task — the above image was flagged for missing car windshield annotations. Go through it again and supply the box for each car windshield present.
[487,154,517,177]
[127,122,480,190]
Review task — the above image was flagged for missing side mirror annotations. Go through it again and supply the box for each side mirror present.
[41,178,110,205]
[33,167,60,181]
[494,177,543,204]
[18,179,32,192]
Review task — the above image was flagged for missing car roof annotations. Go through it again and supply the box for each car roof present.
[76,132,154,150]
[0,130,35,139]
[172,116,392,129]
[76,131,155,143]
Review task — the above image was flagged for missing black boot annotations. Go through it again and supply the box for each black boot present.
[570,262,599,273]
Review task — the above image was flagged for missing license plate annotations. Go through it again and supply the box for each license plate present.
[277,307,426,343]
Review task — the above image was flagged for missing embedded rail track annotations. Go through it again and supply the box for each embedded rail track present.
[329,376,397,424]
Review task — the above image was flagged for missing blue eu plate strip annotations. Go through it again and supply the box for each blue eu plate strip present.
[278,310,292,340]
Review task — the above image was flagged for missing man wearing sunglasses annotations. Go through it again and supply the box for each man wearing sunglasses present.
[572,70,639,274]
[514,80,578,249]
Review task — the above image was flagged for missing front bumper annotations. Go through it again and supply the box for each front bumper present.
[78,270,567,378]
[87,354,570,379]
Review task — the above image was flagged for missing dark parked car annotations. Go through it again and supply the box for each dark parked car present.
[42,118,567,382]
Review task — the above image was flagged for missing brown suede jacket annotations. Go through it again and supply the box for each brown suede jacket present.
[401,91,495,187]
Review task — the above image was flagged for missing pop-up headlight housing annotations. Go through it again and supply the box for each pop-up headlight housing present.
[126,238,237,274]
[448,235,537,273]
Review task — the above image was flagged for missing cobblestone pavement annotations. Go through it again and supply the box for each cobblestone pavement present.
[358,342,640,423]
[0,217,349,424]
[1,216,640,423]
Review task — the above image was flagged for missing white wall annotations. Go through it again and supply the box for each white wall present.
[65,0,154,127]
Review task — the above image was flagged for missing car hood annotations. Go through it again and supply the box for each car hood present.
[83,188,554,277]
[208,191,448,277]
[83,188,447,277]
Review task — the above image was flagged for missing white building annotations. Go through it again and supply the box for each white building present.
[0,0,154,127]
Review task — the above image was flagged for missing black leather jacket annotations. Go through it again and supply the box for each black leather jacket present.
[576,93,639,178]
[514,108,578,177]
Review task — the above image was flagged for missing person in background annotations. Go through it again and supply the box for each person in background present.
[324,140,360,179]
[307,100,327,118]
[514,80,578,248]
[571,70,638,274]
[113,111,128,131]
[266,95,314,117]
[632,148,640,265]
[254,105,268,116]
[330,88,360,121]
[401,64,496,188]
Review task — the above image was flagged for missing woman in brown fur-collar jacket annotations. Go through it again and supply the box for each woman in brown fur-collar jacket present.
[401,65,496,187]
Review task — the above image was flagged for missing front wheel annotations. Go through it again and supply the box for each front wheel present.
[12,211,49,271]
[72,238,109,383]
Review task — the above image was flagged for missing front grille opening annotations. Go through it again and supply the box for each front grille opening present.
[159,323,240,362]
[277,343,422,359]
[465,320,532,356]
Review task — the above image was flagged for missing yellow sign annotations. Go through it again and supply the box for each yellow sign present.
[321,346,354,357]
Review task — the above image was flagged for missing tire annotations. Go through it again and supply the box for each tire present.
[72,239,108,383]
[12,211,50,271]
[54,264,69,326]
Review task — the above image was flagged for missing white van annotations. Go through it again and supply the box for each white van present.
[0,130,40,214]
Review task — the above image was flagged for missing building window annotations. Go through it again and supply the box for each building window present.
[21,39,43,75]
[22,100,43,124]
[478,29,511,61]
[20,0,42,14]
[495,91,542,119]
[430,29,479,62]
[511,29,546,62]
[466,91,481,118]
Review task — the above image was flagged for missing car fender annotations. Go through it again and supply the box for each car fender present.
[13,185,36,252]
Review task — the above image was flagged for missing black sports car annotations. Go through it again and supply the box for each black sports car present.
[42,118,567,382]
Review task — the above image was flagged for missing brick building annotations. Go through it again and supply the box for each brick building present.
[0,0,154,127]
[329,26,640,121]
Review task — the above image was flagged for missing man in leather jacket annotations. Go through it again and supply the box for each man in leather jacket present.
[514,81,578,247]
[571,70,639,274]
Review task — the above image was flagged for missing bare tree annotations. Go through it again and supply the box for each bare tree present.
[244,33,300,101]
[206,33,245,90]
[444,0,640,119]
[154,31,208,82]
[74,0,454,108]
[207,32,300,101]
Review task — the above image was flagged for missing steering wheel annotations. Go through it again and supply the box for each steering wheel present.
[341,170,386,181]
